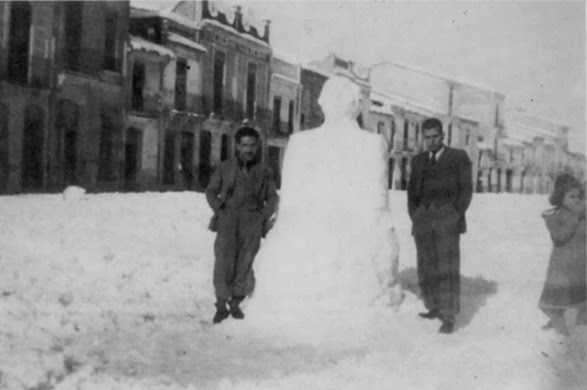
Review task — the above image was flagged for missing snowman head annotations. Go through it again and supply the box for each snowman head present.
[318,76,363,122]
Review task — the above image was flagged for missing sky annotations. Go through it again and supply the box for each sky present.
[135,0,586,154]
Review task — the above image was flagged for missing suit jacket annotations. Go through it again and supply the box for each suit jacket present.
[205,159,279,222]
[407,146,473,234]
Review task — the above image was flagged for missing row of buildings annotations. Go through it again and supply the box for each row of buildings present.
[0,0,584,194]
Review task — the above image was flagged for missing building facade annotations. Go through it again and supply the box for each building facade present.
[0,0,129,194]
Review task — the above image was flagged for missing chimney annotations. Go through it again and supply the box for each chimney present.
[263,19,271,43]
[234,5,243,31]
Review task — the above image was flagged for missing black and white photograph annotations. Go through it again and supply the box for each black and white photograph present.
[0,0,585,389]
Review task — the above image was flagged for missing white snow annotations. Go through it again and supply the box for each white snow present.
[0,191,585,389]
[62,186,86,202]
[248,76,400,324]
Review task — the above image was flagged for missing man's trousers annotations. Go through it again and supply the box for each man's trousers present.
[413,204,461,318]
[213,209,264,301]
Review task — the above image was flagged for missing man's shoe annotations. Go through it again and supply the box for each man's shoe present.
[229,297,245,320]
[418,309,440,320]
[439,316,455,334]
[213,301,230,324]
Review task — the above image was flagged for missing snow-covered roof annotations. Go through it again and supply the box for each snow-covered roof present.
[302,63,334,79]
[130,0,177,12]
[371,60,503,98]
[167,32,208,52]
[271,73,301,86]
[371,89,439,116]
[369,105,394,116]
[130,35,176,58]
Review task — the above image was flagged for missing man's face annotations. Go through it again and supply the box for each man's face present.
[236,136,259,163]
[423,127,444,152]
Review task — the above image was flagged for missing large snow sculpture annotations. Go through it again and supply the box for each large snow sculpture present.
[248,76,401,317]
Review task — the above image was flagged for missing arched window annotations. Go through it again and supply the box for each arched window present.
[8,1,32,83]
[21,105,44,190]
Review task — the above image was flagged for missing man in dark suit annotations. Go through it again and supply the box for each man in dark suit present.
[206,127,279,324]
[407,118,473,334]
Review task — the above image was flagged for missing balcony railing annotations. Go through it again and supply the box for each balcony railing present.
[62,47,121,77]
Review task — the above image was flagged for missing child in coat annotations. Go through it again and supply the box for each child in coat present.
[539,173,586,335]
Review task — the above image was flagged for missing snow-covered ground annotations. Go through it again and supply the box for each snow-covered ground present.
[0,190,585,390]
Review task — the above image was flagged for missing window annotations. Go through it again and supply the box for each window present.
[415,123,420,143]
[198,131,212,188]
[98,112,116,182]
[163,133,175,184]
[389,117,395,150]
[124,128,141,189]
[246,63,257,119]
[213,51,225,114]
[403,120,409,149]
[7,1,32,83]
[64,1,83,71]
[288,101,295,134]
[175,58,188,111]
[56,100,80,185]
[180,131,194,188]
[272,96,281,133]
[267,146,281,189]
[103,11,118,70]
[21,105,44,190]
[131,61,145,112]
[0,104,9,189]
[221,134,230,161]
[377,121,384,135]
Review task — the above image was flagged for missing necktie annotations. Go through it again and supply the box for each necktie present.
[430,151,437,165]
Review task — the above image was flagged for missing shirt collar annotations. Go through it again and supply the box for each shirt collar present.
[430,146,445,159]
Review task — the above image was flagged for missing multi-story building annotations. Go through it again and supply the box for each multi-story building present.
[267,52,301,187]
[498,109,583,194]
[370,61,504,192]
[159,0,272,190]
[0,1,130,193]
[129,3,208,191]
[129,0,272,191]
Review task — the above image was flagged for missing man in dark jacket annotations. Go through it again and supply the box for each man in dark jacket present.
[407,117,473,334]
[205,127,278,324]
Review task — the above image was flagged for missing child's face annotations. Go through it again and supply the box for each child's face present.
[562,188,584,213]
